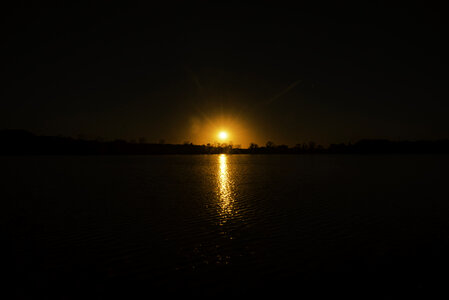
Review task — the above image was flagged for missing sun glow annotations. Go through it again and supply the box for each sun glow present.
[188,113,254,146]
[218,131,228,141]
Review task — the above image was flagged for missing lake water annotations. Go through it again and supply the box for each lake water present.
[2,155,449,298]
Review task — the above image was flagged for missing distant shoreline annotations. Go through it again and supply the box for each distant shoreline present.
[2,129,449,155]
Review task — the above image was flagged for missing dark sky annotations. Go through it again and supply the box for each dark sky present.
[1,2,448,146]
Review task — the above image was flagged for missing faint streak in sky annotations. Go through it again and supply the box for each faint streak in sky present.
[184,66,203,92]
[265,79,302,105]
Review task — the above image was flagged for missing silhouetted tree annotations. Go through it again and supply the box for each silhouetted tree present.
[249,143,258,150]
[3,129,449,155]
[293,144,302,153]
[266,141,275,148]
[308,141,316,151]
[301,142,308,151]
[276,145,288,152]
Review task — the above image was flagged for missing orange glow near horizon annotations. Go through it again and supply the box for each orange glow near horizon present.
[188,113,257,147]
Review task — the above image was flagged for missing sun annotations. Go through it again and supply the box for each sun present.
[218,131,228,140]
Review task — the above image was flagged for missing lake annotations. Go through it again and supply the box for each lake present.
[2,155,449,298]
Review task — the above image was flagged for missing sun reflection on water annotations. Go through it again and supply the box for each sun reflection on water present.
[218,154,235,225]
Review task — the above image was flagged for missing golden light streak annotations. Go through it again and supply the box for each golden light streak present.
[217,154,234,225]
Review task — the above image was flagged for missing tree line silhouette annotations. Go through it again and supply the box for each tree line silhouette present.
[2,129,449,155]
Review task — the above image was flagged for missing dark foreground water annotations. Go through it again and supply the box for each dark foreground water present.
[2,155,449,298]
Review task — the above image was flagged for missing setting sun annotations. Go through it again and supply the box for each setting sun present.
[218,131,228,140]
